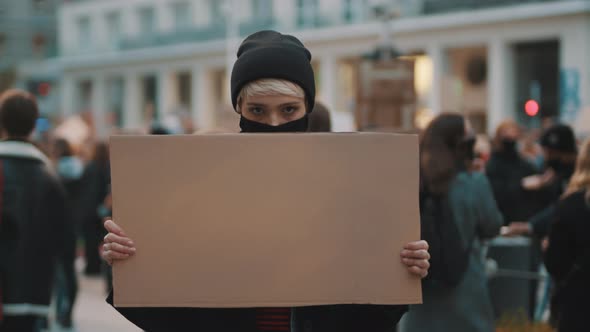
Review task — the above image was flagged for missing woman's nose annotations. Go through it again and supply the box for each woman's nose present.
[268,113,282,126]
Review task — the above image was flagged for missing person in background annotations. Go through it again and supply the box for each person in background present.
[400,113,503,332]
[487,121,548,319]
[544,138,590,332]
[52,138,82,328]
[486,121,540,224]
[308,101,332,132]
[504,124,578,238]
[0,89,70,332]
[80,142,111,276]
[471,135,491,173]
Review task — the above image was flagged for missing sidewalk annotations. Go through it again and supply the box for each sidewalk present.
[47,272,140,332]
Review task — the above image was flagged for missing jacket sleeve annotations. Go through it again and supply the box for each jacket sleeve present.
[529,204,556,238]
[294,305,408,332]
[544,200,575,281]
[474,174,504,239]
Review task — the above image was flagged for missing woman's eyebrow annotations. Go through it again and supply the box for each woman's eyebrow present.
[278,102,300,107]
[245,103,266,107]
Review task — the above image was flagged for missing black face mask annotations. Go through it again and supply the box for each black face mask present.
[501,139,518,155]
[239,115,309,133]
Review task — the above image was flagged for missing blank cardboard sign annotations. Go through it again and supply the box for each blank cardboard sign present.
[110,133,422,308]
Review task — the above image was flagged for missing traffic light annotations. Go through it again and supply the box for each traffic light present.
[27,80,51,97]
[524,99,539,117]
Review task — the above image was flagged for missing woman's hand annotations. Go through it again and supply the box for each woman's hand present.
[401,240,430,278]
[102,219,136,266]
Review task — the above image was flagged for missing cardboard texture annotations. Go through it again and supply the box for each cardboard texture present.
[110,133,422,308]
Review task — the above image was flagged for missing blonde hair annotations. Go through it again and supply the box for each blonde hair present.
[565,138,590,202]
[236,79,305,113]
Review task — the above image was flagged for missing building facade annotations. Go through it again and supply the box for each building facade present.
[0,0,60,93]
[37,0,590,135]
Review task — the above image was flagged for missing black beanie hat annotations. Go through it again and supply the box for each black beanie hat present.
[230,30,315,112]
[540,124,578,153]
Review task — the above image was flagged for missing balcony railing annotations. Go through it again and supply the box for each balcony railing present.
[422,0,575,15]
[119,24,227,50]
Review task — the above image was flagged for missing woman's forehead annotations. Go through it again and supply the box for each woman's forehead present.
[243,94,304,104]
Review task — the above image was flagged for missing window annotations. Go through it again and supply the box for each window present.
[297,0,318,28]
[253,0,273,20]
[105,12,122,49]
[138,7,156,36]
[77,16,91,51]
[342,0,367,23]
[172,2,192,31]
[210,0,225,24]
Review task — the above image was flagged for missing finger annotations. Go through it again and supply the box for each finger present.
[104,219,126,237]
[402,258,430,269]
[404,240,429,251]
[101,251,113,266]
[401,249,430,260]
[103,250,130,261]
[105,242,136,255]
[408,266,428,278]
[104,233,134,247]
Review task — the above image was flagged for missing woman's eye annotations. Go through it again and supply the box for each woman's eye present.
[249,107,264,115]
[283,106,298,114]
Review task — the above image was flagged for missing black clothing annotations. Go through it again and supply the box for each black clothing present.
[0,315,40,332]
[544,190,590,332]
[540,124,577,153]
[230,30,316,112]
[107,291,407,332]
[80,161,111,274]
[486,151,540,223]
[0,141,70,320]
[240,115,309,133]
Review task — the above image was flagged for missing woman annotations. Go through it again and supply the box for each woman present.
[400,113,503,332]
[486,121,541,224]
[544,138,590,332]
[102,30,430,332]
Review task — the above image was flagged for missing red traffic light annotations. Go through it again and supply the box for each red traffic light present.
[525,100,539,117]
[38,82,51,96]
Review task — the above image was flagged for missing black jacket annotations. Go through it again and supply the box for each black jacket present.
[544,190,590,332]
[107,291,407,332]
[0,140,71,317]
[530,173,573,237]
[486,151,541,224]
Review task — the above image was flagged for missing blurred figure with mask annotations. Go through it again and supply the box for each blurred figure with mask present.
[52,138,81,328]
[486,121,540,224]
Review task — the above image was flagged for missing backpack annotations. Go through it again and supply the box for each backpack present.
[420,188,473,288]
